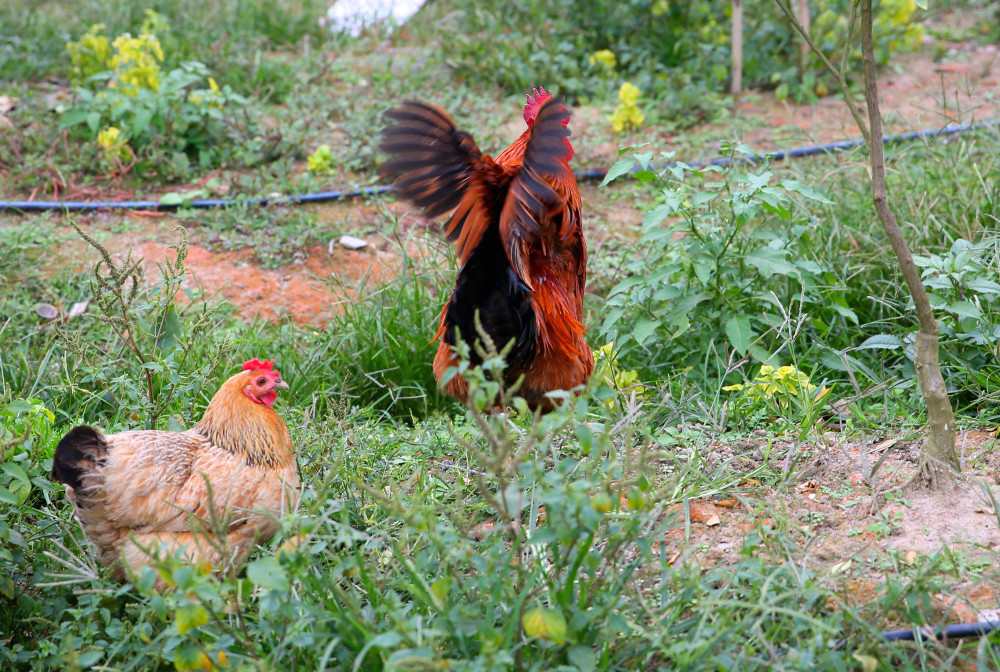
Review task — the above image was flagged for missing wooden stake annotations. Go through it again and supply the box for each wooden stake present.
[731,0,743,94]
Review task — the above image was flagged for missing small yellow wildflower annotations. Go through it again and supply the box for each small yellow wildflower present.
[618,82,640,106]
[97,126,131,165]
[593,342,647,407]
[609,83,644,133]
[110,33,164,95]
[588,49,616,70]
[66,24,112,82]
[723,364,829,408]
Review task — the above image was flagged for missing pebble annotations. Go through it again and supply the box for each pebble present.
[338,235,369,250]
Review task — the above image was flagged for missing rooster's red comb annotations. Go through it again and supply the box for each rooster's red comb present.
[523,86,552,126]
[243,358,275,371]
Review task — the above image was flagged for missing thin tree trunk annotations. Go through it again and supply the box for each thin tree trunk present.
[774,0,958,489]
[858,0,957,486]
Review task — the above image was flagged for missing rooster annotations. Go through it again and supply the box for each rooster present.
[50,358,299,588]
[379,87,593,411]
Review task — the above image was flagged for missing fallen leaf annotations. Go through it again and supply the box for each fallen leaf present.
[904,550,918,565]
[0,95,19,113]
[667,551,680,565]
[688,500,718,523]
[67,300,89,318]
[35,303,59,320]
[873,438,899,452]
[830,559,852,574]
[852,652,878,672]
[705,514,721,527]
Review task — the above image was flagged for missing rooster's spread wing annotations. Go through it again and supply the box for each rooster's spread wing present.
[379,101,498,264]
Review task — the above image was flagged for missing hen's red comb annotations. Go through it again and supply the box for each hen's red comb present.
[243,358,274,371]
[523,86,552,126]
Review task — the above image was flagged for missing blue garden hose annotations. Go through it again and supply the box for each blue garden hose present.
[1,119,997,213]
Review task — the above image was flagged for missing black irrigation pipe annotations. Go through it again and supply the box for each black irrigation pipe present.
[2,118,998,214]
[879,620,1000,643]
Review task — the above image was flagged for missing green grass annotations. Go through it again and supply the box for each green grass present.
[3,0,1000,670]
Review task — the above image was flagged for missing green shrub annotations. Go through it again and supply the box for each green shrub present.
[436,0,926,113]
[598,145,838,400]
[60,18,253,179]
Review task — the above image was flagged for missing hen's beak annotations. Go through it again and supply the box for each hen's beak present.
[274,380,290,391]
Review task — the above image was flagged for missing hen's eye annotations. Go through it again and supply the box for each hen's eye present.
[257,377,266,386]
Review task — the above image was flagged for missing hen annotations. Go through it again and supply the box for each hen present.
[379,87,593,410]
[50,358,299,587]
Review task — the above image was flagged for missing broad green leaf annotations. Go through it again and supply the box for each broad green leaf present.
[132,108,153,138]
[568,645,597,672]
[633,319,660,346]
[4,399,37,414]
[59,109,90,129]
[0,487,19,505]
[175,604,209,634]
[948,300,981,319]
[746,247,796,278]
[857,334,902,350]
[725,316,753,355]
[157,306,183,351]
[968,278,1000,294]
[85,111,101,134]
[643,204,672,229]
[523,607,568,643]
[246,556,289,591]
[779,179,832,203]
[830,303,859,324]
[600,156,635,186]
[159,192,185,206]
[173,643,207,671]
[1,463,30,484]
[7,479,29,505]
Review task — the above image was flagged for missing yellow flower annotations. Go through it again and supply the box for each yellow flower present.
[110,33,163,95]
[618,82,640,106]
[588,49,616,70]
[610,83,644,133]
[208,77,219,94]
[97,126,120,148]
[66,24,112,82]
[97,126,131,165]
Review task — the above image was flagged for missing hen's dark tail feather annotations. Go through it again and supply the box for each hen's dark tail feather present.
[51,425,109,493]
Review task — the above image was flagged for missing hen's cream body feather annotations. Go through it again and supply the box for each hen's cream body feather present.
[53,363,298,587]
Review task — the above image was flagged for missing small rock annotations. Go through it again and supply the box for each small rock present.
[338,235,369,250]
